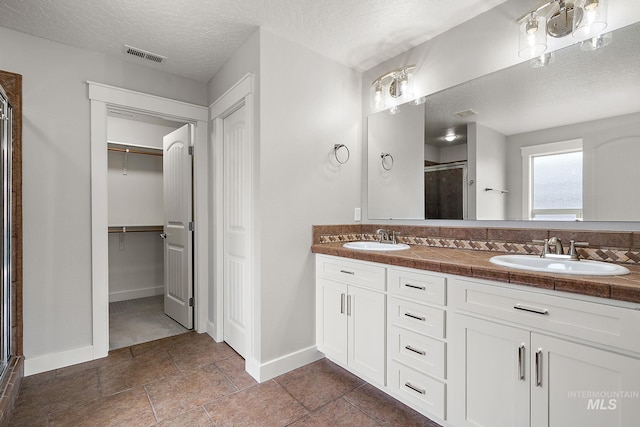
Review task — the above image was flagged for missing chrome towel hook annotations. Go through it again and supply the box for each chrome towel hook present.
[380,153,394,170]
[333,144,350,164]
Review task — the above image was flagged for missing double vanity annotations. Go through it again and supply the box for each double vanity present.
[312,227,640,427]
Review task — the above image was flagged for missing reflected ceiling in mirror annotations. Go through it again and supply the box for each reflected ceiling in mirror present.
[425,22,640,146]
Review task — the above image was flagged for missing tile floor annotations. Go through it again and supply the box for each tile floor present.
[10,332,442,426]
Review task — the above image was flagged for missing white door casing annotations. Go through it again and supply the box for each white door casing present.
[88,82,207,364]
[222,105,250,357]
[210,74,256,378]
[163,124,193,329]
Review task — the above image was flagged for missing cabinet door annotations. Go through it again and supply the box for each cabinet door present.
[348,285,386,385]
[531,333,640,427]
[317,278,348,364]
[450,315,530,427]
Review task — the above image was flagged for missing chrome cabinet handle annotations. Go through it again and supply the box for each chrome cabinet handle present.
[405,345,426,356]
[340,269,355,275]
[159,233,167,239]
[340,293,345,314]
[518,344,525,381]
[347,295,352,316]
[514,304,549,315]
[404,382,426,395]
[404,283,426,291]
[535,349,543,387]
[404,312,426,322]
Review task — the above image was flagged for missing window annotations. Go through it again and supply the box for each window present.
[521,140,583,221]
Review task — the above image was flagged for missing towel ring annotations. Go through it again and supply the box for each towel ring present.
[334,144,350,164]
[380,153,394,171]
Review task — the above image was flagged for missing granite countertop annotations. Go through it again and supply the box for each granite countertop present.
[311,243,640,305]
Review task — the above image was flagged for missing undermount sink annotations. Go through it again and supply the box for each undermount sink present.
[490,254,630,276]
[343,241,410,251]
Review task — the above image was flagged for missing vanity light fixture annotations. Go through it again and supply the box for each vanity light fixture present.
[370,65,416,111]
[516,0,608,59]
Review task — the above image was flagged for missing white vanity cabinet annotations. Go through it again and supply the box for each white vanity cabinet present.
[316,255,387,385]
[449,277,640,427]
[386,267,448,420]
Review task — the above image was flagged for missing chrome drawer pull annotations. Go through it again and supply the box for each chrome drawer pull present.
[518,344,525,381]
[405,345,426,356]
[514,304,549,315]
[535,349,543,387]
[404,312,426,322]
[340,269,355,275]
[404,283,426,291]
[405,382,426,395]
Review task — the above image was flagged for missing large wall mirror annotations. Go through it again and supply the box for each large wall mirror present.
[367,21,640,221]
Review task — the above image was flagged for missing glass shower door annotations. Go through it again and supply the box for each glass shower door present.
[0,84,12,381]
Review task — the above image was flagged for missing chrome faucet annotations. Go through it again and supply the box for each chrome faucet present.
[535,237,588,260]
[376,228,399,244]
[547,236,564,255]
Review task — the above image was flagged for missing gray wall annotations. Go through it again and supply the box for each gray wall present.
[0,26,206,361]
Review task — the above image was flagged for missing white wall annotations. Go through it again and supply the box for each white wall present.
[468,123,507,220]
[0,26,206,363]
[258,30,361,363]
[106,117,179,302]
[368,104,424,219]
[207,28,361,372]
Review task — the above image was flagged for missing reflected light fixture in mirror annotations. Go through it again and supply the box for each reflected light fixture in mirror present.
[516,0,608,59]
[370,65,416,112]
[530,51,556,68]
[580,31,612,50]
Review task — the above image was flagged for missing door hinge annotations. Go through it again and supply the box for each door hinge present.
[188,146,193,155]
[188,222,194,231]
[189,297,194,307]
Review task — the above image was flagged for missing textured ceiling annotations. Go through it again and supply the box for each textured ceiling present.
[0,0,509,82]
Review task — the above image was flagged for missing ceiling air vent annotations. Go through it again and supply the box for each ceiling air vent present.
[123,45,167,64]
[453,109,478,119]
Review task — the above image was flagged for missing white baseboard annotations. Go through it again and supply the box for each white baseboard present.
[207,320,223,342]
[24,345,95,376]
[246,345,323,383]
[109,286,163,302]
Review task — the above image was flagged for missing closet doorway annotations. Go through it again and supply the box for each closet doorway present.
[107,110,193,350]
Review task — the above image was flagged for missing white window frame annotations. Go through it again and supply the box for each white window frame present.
[521,139,583,220]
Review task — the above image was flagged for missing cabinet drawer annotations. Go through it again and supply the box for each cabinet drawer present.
[451,278,640,354]
[388,267,446,305]
[389,297,445,339]
[388,360,446,420]
[316,255,386,291]
[389,325,446,379]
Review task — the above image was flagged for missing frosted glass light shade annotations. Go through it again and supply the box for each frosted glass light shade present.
[573,0,608,39]
[518,14,547,59]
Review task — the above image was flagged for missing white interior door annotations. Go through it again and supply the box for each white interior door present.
[223,105,250,357]
[163,124,193,329]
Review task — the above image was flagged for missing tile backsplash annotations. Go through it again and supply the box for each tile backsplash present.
[313,224,640,265]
